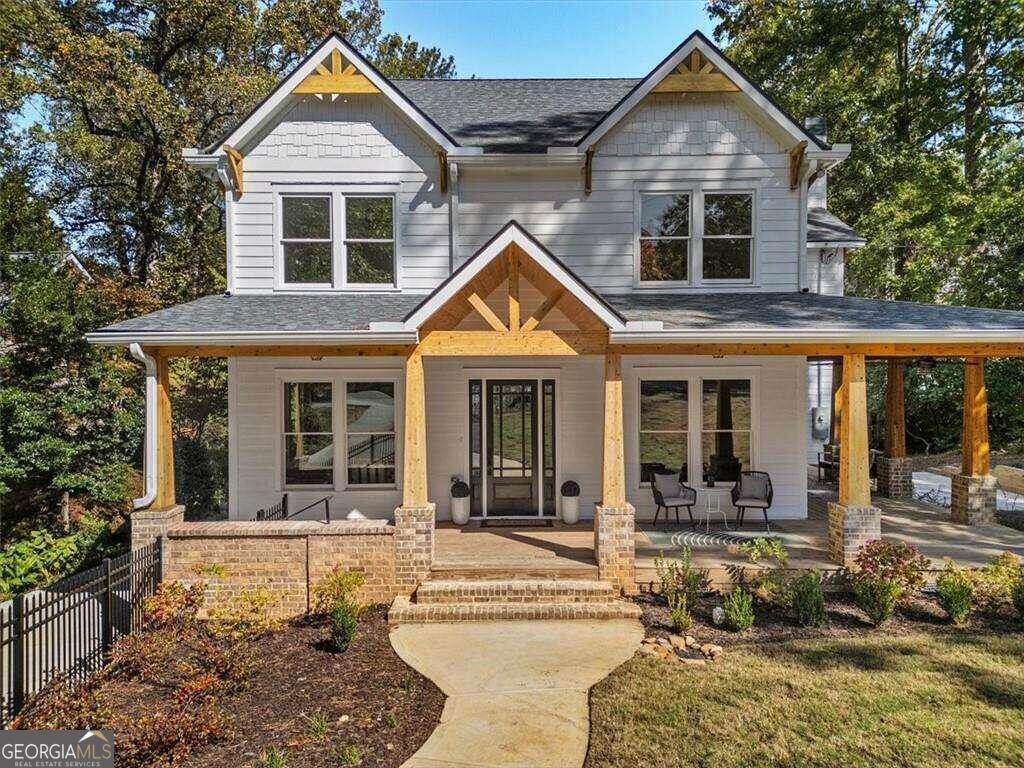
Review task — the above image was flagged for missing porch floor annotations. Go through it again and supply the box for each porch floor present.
[433,486,1024,587]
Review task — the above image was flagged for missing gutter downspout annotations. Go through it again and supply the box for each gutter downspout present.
[129,343,158,509]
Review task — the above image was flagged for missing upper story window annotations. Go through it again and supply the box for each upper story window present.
[703,193,753,281]
[639,193,690,283]
[278,192,396,289]
[635,188,754,287]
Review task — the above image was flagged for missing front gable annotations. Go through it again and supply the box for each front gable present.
[404,221,627,334]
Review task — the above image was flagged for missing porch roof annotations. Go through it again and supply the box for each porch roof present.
[88,290,1024,348]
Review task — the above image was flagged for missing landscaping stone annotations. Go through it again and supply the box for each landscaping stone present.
[669,634,687,650]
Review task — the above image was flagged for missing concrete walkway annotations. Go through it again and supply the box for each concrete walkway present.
[390,619,643,768]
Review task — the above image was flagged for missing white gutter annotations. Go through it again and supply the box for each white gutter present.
[129,343,158,510]
[610,328,1024,344]
[87,329,420,346]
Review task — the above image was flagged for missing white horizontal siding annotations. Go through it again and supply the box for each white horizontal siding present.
[228,355,809,522]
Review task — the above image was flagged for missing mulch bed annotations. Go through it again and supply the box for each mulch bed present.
[635,591,1022,648]
[180,606,443,768]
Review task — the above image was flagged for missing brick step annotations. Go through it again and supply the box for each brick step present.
[388,596,642,625]
[415,578,617,605]
[430,559,600,581]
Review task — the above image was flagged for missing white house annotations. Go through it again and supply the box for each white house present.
[89,31,1024,606]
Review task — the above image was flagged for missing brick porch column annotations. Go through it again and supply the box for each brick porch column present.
[952,357,996,524]
[877,360,913,498]
[827,354,880,564]
[394,504,435,595]
[595,351,635,592]
[131,505,185,551]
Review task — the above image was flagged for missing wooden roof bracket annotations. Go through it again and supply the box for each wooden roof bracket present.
[438,149,449,196]
[789,140,808,190]
[584,146,595,195]
[223,144,244,196]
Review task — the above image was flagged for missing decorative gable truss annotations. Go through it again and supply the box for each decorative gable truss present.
[404,221,627,355]
[292,49,380,96]
[651,49,739,94]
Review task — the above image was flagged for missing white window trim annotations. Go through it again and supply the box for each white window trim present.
[275,369,403,493]
[273,185,401,292]
[628,365,760,492]
[633,182,759,289]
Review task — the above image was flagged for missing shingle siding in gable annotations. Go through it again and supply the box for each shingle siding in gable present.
[597,93,782,157]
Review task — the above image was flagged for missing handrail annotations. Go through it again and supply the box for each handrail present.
[291,496,332,523]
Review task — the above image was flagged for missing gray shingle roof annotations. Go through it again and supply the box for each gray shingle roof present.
[92,290,1024,340]
[94,293,423,335]
[394,78,638,153]
[607,292,1024,332]
[807,207,865,245]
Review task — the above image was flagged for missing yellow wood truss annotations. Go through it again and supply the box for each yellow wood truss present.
[292,49,381,96]
[652,49,740,94]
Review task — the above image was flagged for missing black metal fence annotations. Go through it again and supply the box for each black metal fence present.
[0,541,161,727]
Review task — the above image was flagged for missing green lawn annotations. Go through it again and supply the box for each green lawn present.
[587,632,1024,768]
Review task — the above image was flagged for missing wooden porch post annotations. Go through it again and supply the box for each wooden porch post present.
[601,351,625,507]
[829,357,843,448]
[402,348,428,507]
[877,360,912,498]
[828,353,879,564]
[154,353,176,509]
[952,356,996,524]
[595,350,634,593]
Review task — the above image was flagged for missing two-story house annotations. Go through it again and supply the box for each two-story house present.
[90,31,1024,601]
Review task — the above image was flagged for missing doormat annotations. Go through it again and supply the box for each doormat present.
[480,519,555,528]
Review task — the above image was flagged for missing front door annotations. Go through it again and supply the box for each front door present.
[486,380,537,516]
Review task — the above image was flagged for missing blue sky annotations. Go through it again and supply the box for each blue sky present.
[380,0,718,78]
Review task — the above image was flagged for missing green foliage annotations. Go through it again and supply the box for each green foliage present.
[304,710,330,740]
[311,567,366,615]
[971,551,1023,611]
[335,744,361,766]
[855,578,903,627]
[329,599,359,653]
[142,580,206,630]
[936,560,974,626]
[259,748,287,768]
[1012,568,1024,621]
[655,547,709,634]
[722,587,755,632]
[739,537,788,566]
[0,516,119,599]
[790,570,826,628]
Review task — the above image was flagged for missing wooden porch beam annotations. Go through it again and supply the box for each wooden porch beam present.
[418,330,608,357]
[152,344,414,358]
[830,357,843,447]
[601,351,626,507]
[402,349,428,507]
[884,360,906,459]
[507,247,520,331]
[466,292,508,332]
[521,289,564,333]
[789,140,808,190]
[223,145,244,196]
[962,357,990,476]
[154,353,176,509]
[838,353,871,507]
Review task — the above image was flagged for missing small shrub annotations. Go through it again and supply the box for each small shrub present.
[207,586,280,641]
[1012,567,1024,620]
[116,698,229,768]
[304,711,330,740]
[667,591,693,634]
[335,744,361,766]
[738,537,788,566]
[972,551,1023,612]
[790,570,826,627]
[722,587,755,632]
[855,577,902,626]
[311,567,366,615]
[329,599,359,652]
[935,559,974,626]
[143,581,205,629]
[851,540,929,597]
[655,547,708,634]
[258,747,287,768]
[383,711,397,729]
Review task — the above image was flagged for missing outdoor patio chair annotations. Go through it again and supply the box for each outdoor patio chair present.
[731,471,774,532]
[650,471,698,529]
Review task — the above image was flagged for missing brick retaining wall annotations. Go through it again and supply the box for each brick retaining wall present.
[163,520,398,618]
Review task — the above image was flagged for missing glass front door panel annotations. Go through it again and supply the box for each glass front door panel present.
[487,381,538,516]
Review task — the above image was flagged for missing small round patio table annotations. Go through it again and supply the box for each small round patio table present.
[697,489,730,533]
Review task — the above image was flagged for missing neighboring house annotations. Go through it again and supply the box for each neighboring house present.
[88,31,1024,602]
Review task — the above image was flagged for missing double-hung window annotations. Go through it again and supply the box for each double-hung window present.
[702,193,753,281]
[638,193,690,283]
[278,192,396,288]
[638,380,689,483]
[345,382,396,486]
[700,379,751,484]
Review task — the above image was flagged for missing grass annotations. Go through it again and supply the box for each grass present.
[587,632,1024,768]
